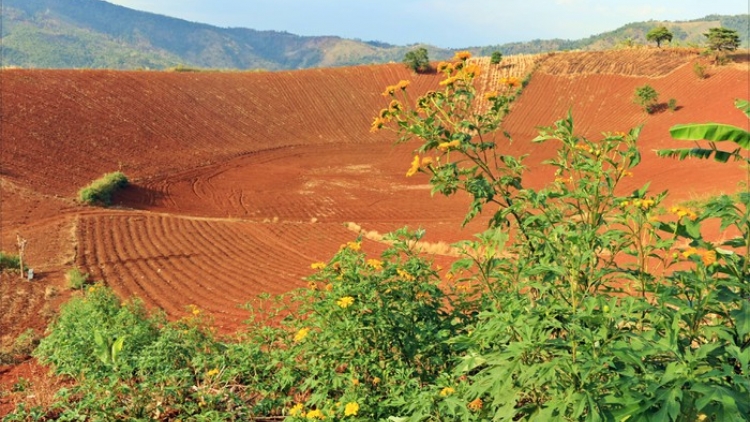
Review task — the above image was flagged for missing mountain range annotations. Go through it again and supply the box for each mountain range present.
[1,0,748,70]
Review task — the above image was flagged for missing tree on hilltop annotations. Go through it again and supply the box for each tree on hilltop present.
[704,27,741,52]
[403,47,430,73]
[646,26,673,48]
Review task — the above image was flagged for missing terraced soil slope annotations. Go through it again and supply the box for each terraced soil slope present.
[2,49,748,342]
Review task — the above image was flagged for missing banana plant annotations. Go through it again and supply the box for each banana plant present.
[656,99,750,162]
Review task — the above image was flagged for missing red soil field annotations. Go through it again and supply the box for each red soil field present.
[1,49,749,411]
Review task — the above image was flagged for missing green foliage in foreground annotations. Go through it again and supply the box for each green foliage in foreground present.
[8,55,750,422]
[77,171,128,206]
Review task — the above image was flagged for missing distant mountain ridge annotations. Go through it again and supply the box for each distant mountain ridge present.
[1,0,747,70]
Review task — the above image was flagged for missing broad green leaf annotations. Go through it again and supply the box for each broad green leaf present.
[735,98,750,119]
[669,123,750,149]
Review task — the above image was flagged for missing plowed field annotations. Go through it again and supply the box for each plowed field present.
[2,48,749,348]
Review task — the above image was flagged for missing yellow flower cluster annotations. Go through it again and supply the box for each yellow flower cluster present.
[311,262,326,270]
[336,296,355,308]
[670,205,698,220]
[344,402,360,416]
[206,368,219,377]
[620,198,655,211]
[347,241,361,251]
[437,62,454,74]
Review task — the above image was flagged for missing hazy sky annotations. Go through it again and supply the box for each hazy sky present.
[106,0,748,48]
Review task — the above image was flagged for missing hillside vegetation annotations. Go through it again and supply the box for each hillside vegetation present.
[1,0,747,70]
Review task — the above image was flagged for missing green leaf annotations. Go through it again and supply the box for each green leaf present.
[735,98,750,119]
[669,123,750,149]
[730,301,750,340]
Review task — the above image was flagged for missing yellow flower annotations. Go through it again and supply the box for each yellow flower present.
[367,259,383,270]
[421,157,433,166]
[370,117,386,133]
[396,80,411,90]
[382,85,397,96]
[347,241,361,251]
[372,377,381,385]
[440,387,455,396]
[437,62,453,73]
[454,50,472,61]
[468,398,483,411]
[484,91,499,102]
[344,402,360,416]
[502,76,520,88]
[206,368,219,377]
[682,247,699,259]
[702,250,717,266]
[289,403,304,416]
[294,327,310,342]
[621,170,634,178]
[439,76,459,87]
[337,296,355,308]
[305,408,325,419]
[325,283,333,291]
[311,262,327,270]
[406,155,420,177]
[464,64,481,78]
[308,281,318,290]
[189,305,201,316]
[351,378,360,386]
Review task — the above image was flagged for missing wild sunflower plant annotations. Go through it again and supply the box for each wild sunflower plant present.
[371,51,749,421]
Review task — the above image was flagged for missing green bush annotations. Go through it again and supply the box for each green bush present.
[78,171,128,206]
[634,84,659,113]
[668,97,678,111]
[490,50,503,65]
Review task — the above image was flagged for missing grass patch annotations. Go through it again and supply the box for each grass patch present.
[78,171,128,206]
[0,251,25,273]
[66,267,90,290]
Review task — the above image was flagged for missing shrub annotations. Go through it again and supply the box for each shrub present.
[66,267,90,290]
[634,84,659,113]
[693,62,707,79]
[78,171,128,206]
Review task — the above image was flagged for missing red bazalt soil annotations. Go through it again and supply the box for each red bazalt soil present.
[1,50,749,408]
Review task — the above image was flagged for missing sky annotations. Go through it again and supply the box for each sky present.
[105,0,749,48]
